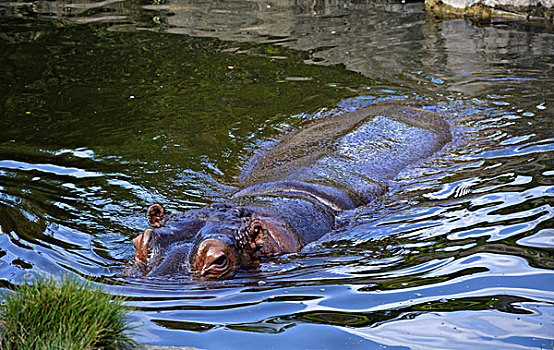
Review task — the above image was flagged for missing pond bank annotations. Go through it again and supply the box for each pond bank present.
[140,345,203,350]
[426,0,554,21]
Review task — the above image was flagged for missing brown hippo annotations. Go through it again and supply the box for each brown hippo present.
[132,102,451,278]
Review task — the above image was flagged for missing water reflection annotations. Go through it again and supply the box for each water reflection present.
[5,0,552,98]
[345,305,554,350]
[1,0,553,349]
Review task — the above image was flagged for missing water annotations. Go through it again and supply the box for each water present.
[1,0,553,349]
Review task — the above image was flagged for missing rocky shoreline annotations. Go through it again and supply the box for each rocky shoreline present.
[139,345,203,350]
[425,0,554,21]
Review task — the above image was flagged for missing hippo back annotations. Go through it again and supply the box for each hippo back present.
[241,103,451,205]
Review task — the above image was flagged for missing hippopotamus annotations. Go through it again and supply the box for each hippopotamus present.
[132,102,451,278]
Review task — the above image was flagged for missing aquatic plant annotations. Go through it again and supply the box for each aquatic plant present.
[0,275,136,350]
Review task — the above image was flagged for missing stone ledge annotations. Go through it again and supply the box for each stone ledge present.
[425,0,554,21]
[138,345,205,350]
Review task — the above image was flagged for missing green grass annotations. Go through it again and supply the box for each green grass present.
[0,275,137,350]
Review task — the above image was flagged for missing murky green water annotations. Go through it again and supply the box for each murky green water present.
[1,0,553,349]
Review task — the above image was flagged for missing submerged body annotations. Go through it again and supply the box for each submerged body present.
[132,102,451,278]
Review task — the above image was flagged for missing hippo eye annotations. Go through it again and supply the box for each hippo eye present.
[212,255,227,267]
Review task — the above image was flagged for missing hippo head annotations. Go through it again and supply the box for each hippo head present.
[132,203,303,279]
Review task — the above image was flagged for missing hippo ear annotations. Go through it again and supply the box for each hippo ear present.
[246,215,303,254]
[248,219,265,248]
[147,204,165,227]
[133,228,152,267]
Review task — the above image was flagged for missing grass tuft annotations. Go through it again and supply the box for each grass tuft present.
[0,275,137,350]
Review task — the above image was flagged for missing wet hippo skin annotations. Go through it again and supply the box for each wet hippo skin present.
[132,102,451,278]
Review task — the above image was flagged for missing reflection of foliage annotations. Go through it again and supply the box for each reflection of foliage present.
[376,267,489,290]
[203,294,536,334]
[153,319,216,332]
[299,311,372,327]
[0,18,368,180]
[284,295,534,330]
[412,295,535,314]
[0,204,46,243]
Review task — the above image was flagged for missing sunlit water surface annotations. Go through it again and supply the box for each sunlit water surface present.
[0,0,553,349]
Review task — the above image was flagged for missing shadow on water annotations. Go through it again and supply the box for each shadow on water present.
[0,0,553,349]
